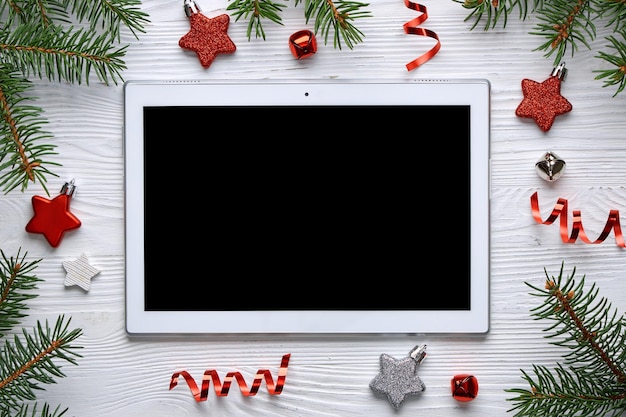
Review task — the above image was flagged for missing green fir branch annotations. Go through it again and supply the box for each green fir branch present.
[0,249,42,337]
[0,248,83,417]
[227,0,287,40]
[529,0,597,65]
[1,23,129,86]
[0,67,59,195]
[505,263,626,417]
[600,0,626,34]
[1,402,69,417]
[594,31,626,97]
[508,364,624,417]
[66,0,150,42]
[227,0,372,50]
[453,0,541,31]
[454,0,626,97]
[0,0,149,193]
[297,0,371,50]
[0,316,83,413]
[1,0,72,27]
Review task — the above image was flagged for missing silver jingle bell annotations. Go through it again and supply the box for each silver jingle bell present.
[535,151,566,182]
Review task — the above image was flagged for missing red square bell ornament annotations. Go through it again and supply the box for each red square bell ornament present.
[451,374,478,402]
[289,30,317,59]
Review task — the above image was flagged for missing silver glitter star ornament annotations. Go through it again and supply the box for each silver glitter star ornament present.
[369,344,427,409]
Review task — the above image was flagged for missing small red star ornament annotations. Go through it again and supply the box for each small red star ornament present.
[515,62,572,132]
[179,0,236,68]
[25,180,81,248]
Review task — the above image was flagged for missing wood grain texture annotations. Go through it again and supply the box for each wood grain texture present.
[2,1,626,416]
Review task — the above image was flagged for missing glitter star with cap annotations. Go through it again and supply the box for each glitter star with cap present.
[515,62,572,132]
[63,253,100,291]
[179,0,236,68]
[369,344,427,409]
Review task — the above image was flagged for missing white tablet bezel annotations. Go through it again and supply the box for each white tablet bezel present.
[123,79,491,335]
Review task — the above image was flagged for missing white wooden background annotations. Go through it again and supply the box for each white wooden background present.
[2,0,626,416]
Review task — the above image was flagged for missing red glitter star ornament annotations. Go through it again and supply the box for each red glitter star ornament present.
[515,62,572,132]
[179,0,236,68]
[25,180,81,248]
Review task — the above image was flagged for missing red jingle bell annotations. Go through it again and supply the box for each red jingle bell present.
[289,30,317,59]
[451,374,478,402]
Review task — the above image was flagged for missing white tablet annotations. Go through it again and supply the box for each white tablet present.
[123,79,491,335]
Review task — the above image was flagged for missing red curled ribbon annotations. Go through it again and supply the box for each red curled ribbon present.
[403,0,441,71]
[169,354,290,401]
[530,192,626,248]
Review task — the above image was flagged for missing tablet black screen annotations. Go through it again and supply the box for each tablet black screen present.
[143,105,470,311]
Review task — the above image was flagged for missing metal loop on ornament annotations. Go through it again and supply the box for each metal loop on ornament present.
[60,178,77,197]
[551,62,567,81]
[409,344,427,363]
[183,0,201,17]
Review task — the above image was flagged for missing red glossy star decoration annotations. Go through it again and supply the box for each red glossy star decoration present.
[515,75,572,132]
[25,193,81,247]
[179,12,236,68]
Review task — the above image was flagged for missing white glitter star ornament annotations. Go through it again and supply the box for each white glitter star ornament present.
[369,344,427,409]
[63,253,100,291]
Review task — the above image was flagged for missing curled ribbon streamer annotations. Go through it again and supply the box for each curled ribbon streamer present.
[530,192,626,248]
[169,354,290,401]
[403,0,441,71]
